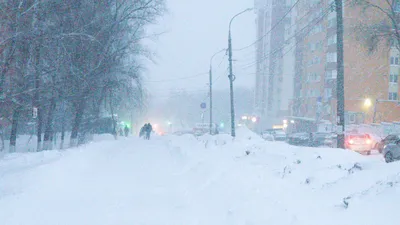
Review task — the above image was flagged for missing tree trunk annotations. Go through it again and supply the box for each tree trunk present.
[70,99,87,148]
[9,108,20,153]
[43,96,56,150]
[34,0,44,152]
[60,119,65,149]
[0,125,4,152]
[109,90,117,140]
[36,107,44,151]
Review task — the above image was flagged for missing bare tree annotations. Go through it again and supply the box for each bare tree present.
[351,0,400,52]
[0,0,164,152]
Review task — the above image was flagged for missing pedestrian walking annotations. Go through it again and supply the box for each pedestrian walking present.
[145,123,152,140]
[139,125,146,138]
[124,125,129,137]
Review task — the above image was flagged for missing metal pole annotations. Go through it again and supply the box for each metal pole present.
[209,49,226,135]
[336,0,345,148]
[227,8,252,138]
[228,29,236,137]
[209,66,213,134]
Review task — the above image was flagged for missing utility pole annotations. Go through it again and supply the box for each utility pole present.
[227,8,252,138]
[209,49,226,135]
[209,66,213,134]
[228,30,236,137]
[336,0,345,148]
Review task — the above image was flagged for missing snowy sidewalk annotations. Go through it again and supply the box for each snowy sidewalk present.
[0,131,399,225]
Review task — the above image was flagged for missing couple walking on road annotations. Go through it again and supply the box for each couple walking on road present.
[140,123,153,140]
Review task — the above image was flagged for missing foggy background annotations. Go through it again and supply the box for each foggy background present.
[144,0,256,129]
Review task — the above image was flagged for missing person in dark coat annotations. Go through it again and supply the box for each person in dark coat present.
[139,125,146,138]
[124,125,129,137]
[145,123,152,140]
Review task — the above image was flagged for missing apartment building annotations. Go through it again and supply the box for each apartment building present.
[293,0,400,124]
[254,0,296,129]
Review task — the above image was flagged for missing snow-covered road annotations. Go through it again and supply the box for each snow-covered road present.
[0,129,399,225]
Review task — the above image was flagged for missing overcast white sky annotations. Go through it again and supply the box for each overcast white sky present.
[144,0,257,102]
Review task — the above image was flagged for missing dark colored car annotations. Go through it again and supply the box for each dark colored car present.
[262,129,287,141]
[287,132,310,146]
[287,132,335,147]
[309,132,335,147]
[375,134,400,153]
[382,140,400,163]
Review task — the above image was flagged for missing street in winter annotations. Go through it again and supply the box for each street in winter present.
[1,0,400,224]
[1,129,399,225]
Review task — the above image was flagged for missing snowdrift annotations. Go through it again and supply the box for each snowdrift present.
[0,128,399,225]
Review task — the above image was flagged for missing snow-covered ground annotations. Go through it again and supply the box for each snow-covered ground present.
[0,128,399,225]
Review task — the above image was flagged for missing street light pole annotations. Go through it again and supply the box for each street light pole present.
[209,65,213,134]
[228,8,253,138]
[209,49,226,135]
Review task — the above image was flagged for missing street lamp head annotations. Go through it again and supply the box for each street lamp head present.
[229,8,254,30]
[364,98,372,108]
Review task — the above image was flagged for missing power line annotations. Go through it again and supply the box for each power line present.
[238,0,343,70]
[216,53,227,69]
[233,1,329,64]
[233,0,301,52]
[213,67,229,84]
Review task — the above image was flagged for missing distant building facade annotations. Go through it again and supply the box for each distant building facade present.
[294,0,400,125]
[254,0,296,129]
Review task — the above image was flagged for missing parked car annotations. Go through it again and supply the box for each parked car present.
[382,141,400,163]
[309,132,335,147]
[287,132,335,147]
[287,132,310,146]
[375,134,400,153]
[261,132,274,141]
[344,133,374,155]
[323,133,337,148]
[262,129,287,141]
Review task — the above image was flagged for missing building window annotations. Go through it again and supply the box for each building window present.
[326,70,337,79]
[324,88,332,100]
[309,43,316,51]
[307,72,320,82]
[327,34,337,46]
[391,56,399,65]
[389,92,398,100]
[390,74,398,83]
[310,24,323,35]
[316,41,323,51]
[328,18,336,28]
[327,52,337,63]
[308,56,321,66]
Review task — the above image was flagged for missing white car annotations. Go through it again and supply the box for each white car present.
[261,132,274,141]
